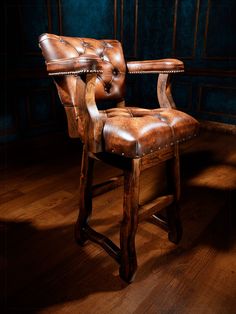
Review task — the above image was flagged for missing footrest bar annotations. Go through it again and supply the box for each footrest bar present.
[92,176,123,197]
[83,225,121,263]
[138,194,174,221]
[152,213,169,231]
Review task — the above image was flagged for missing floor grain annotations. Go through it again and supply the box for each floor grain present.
[1,131,236,314]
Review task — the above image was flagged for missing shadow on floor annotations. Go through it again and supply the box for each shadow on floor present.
[1,219,125,312]
[1,182,235,312]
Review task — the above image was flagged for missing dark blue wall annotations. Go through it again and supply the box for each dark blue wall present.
[2,0,236,143]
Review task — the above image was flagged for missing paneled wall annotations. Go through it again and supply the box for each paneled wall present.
[135,0,236,124]
[2,0,236,143]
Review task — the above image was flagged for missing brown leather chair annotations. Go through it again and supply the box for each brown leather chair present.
[39,33,199,282]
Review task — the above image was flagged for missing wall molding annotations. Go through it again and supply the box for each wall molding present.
[57,0,117,38]
[172,0,200,59]
[200,120,236,135]
[198,84,236,118]
[57,0,63,35]
[120,0,139,58]
[203,0,236,60]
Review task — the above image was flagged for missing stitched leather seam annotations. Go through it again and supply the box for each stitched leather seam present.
[126,108,134,117]
[58,37,81,57]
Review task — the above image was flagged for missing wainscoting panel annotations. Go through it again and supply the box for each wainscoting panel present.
[2,0,236,143]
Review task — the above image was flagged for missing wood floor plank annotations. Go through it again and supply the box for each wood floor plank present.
[1,131,236,313]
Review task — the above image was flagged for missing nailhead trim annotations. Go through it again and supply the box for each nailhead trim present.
[128,70,184,74]
[48,69,103,76]
[109,133,198,157]
[48,67,182,76]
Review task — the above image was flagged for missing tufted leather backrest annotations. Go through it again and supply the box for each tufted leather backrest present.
[39,33,126,101]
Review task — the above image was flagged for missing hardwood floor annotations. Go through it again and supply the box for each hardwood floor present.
[1,130,236,313]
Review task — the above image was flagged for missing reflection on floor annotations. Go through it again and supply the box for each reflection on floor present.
[1,130,236,313]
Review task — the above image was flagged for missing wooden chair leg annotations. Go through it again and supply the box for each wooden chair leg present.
[167,203,182,244]
[119,159,140,283]
[167,145,183,244]
[75,146,94,245]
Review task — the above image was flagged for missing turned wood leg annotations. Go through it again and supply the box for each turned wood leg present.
[167,203,182,244]
[119,159,140,283]
[75,146,94,245]
[167,145,183,244]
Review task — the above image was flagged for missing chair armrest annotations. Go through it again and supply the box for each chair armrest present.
[127,59,184,74]
[46,54,103,76]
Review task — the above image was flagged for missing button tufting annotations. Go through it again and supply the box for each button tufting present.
[102,41,113,48]
[104,83,112,94]
[112,68,119,76]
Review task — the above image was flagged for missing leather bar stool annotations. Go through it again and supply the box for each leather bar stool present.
[39,33,199,282]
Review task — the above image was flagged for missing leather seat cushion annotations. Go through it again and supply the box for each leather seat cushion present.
[101,107,199,158]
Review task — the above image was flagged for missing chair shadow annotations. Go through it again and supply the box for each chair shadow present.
[1,141,236,311]
[133,143,236,281]
[1,188,235,311]
[136,185,236,282]
[1,219,127,312]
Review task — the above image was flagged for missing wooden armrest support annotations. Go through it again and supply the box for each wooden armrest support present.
[127,59,184,74]
[127,58,184,108]
[157,73,176,109]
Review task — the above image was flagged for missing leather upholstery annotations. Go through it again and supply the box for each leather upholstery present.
[39,33,126,101]
[127,59,184,74]
[101,108,198,158]
[46,54,103,75]
[39,33,199,158]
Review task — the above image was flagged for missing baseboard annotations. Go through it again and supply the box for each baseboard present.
[200,120,236,135]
